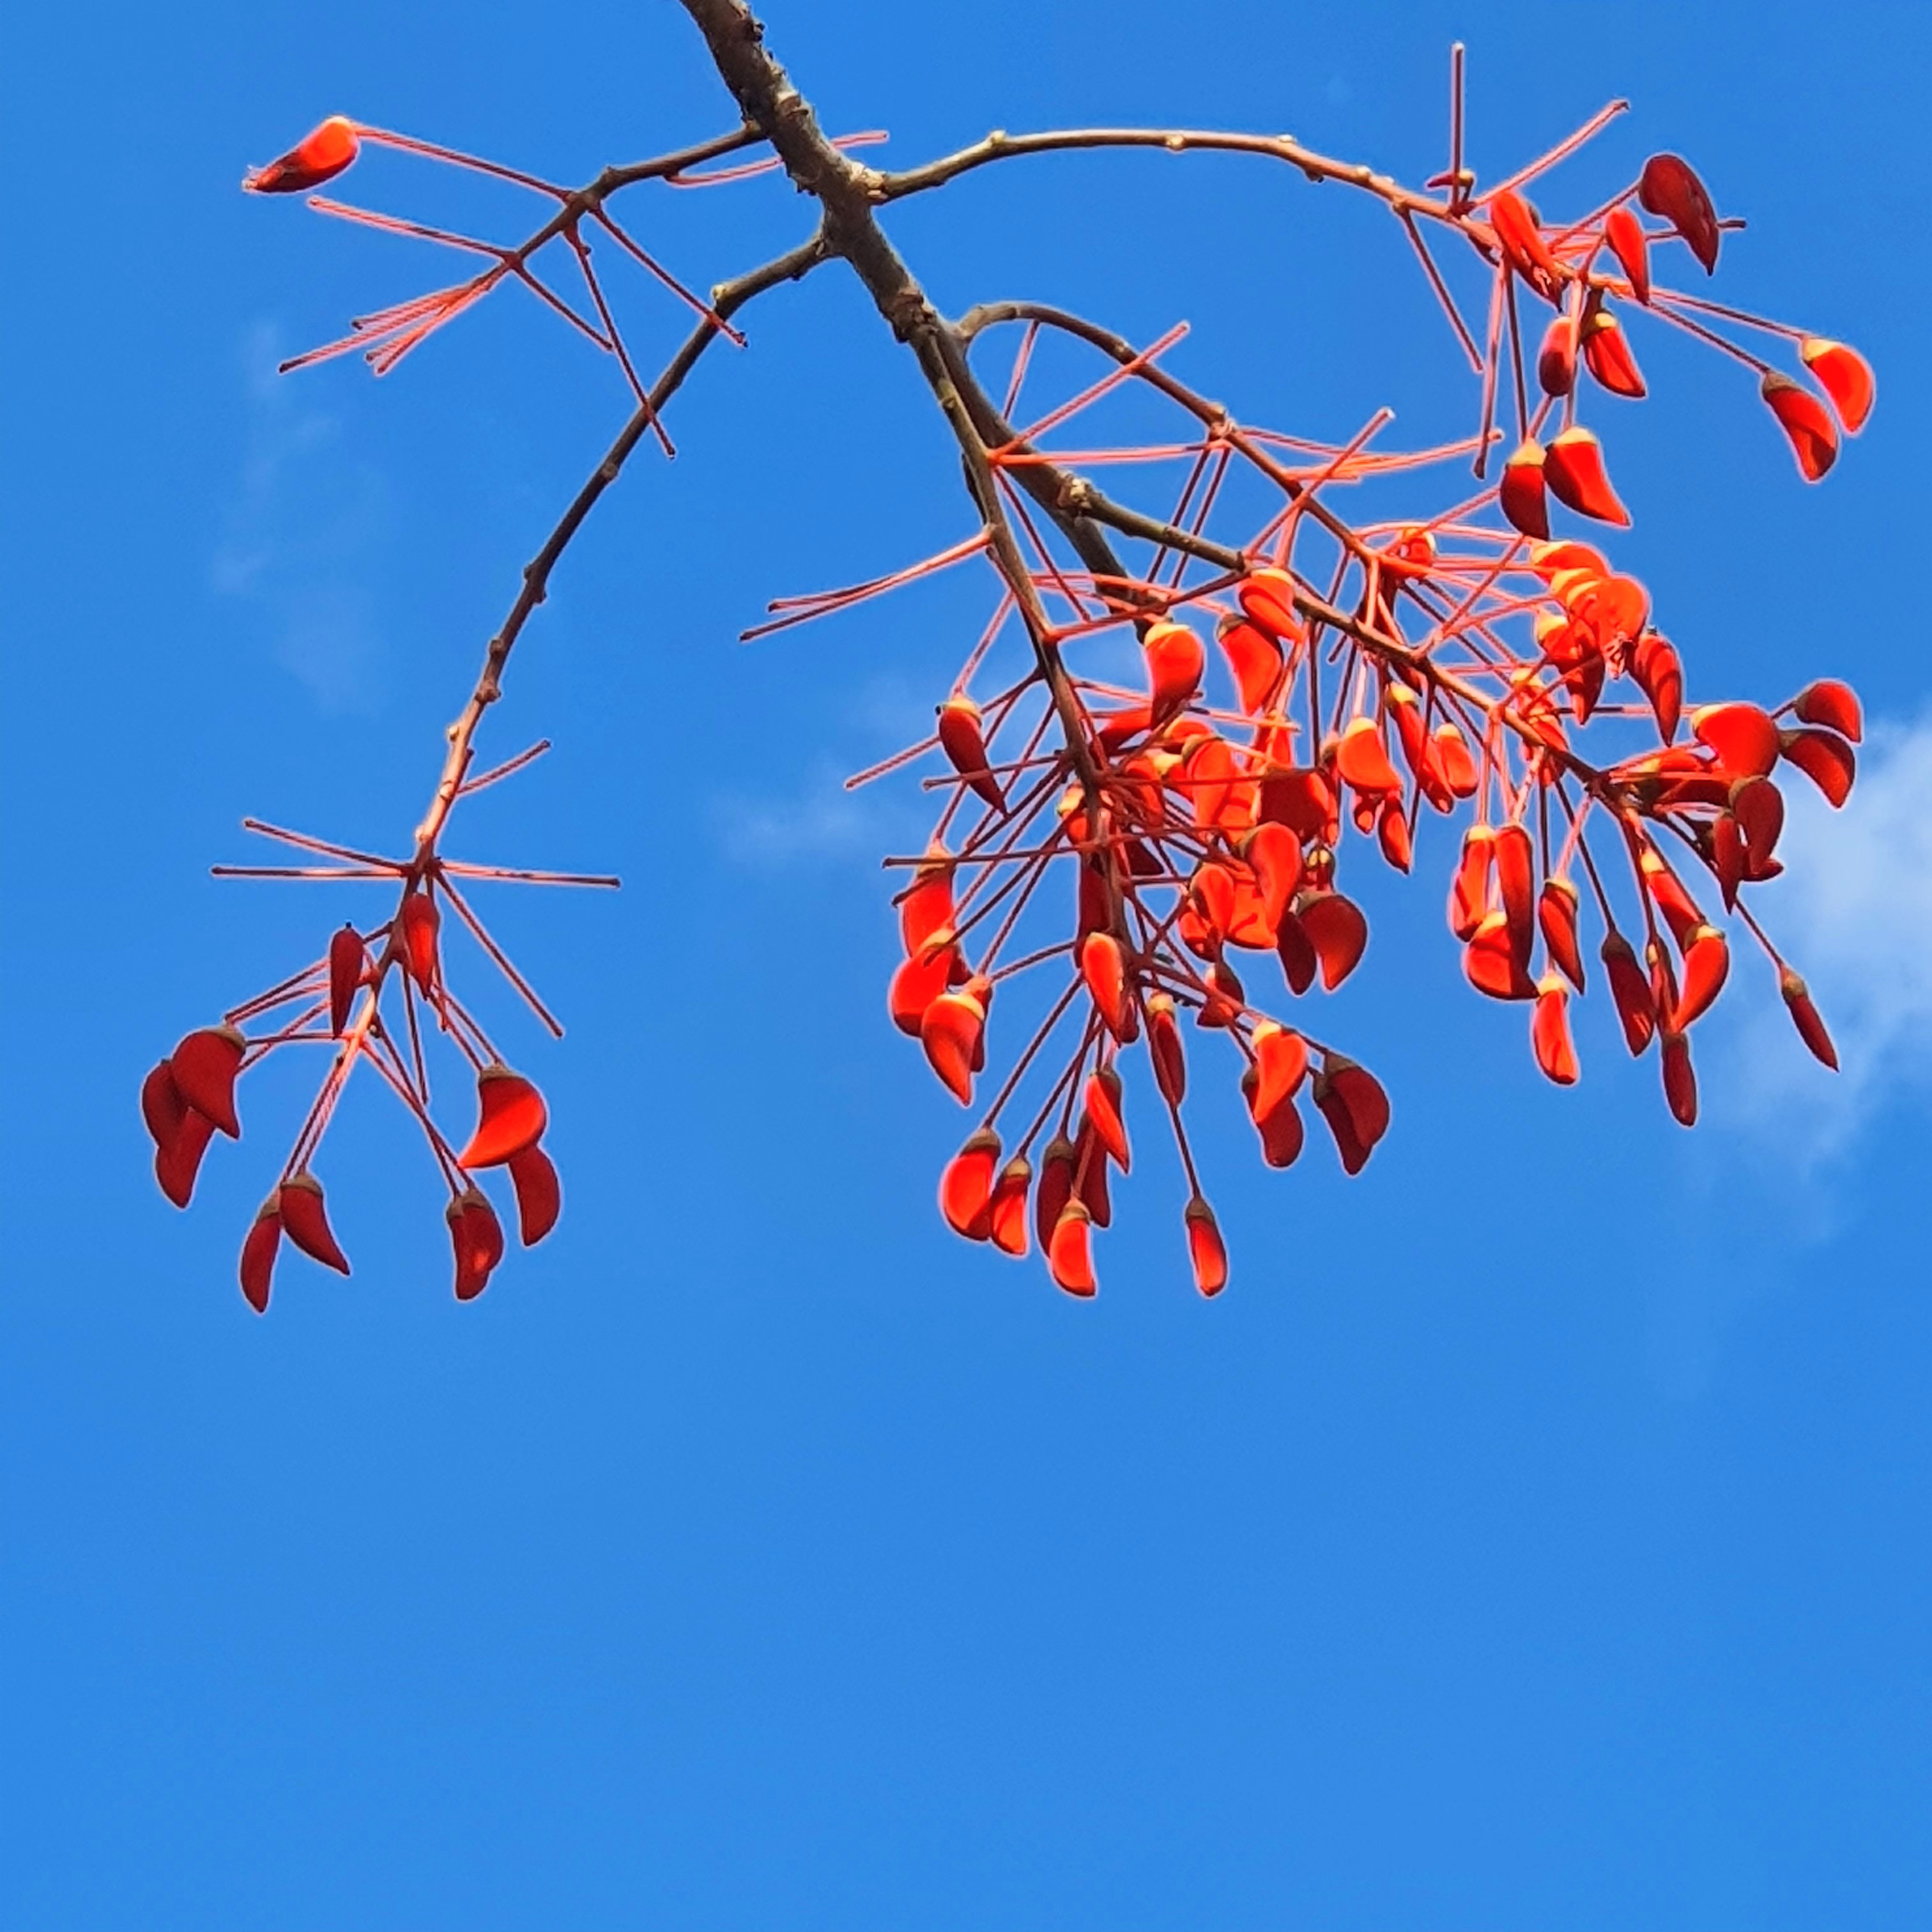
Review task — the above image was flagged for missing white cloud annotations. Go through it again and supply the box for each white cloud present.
[714,756,930,869]
[1717,710,1932,1161]
[716,665,1002,870]
[211,322,392,711]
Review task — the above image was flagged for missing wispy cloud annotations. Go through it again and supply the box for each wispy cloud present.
[714,670,955,869]
[1716,710,1932,1161]
[714,754,930,870]
[211,323,393,711]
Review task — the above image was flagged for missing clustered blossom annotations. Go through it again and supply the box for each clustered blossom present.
[835,150,1869,1297]
[141,755,611,1309]
[153,70,1871,1310]
[142,109,769,1310]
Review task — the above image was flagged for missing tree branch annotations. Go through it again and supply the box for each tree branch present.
[678,0,1113,804]
[871,125,1458,224]
[302,227,832,1102]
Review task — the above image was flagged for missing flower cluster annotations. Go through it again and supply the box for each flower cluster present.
[141,747,613,1310]
[836,148,1870,1297]
[155,82,1873,1311]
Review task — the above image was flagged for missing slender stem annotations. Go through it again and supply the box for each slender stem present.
[877,124,1471,234]
[434,871,565,1039]
[458,739,552,795]
[304,227,831,1142]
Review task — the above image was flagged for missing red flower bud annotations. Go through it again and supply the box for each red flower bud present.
[1791,678,1862,744]
[1235,568,1303,642]
[239,1198,282,1314]
[1730,775,1785,875]
[1376,797,1413,873]
[1674,924,1730,1031]
[1257,766,1335,840]
[940,1129,1002,1240]
[1250,1021,1308,1123]
[1778,727,1856,808]
[1779,969,1838,1071]
[279,1172,350,1275]
[457,1063,548,1169]
[1798,338,1874,435]
[1601,932,1657,1056]
[1336,714,1402,796]
[1448,825,1495,943]
[1691,702,1781,781]
[896,845,956,956]
[1582,309,1646,399]
[1034,1135,1077,1256]
[507,1144,562,1246]
[155,1104,216,1210]
[1312,1057,1390,1176]
[1215,613,1285,714]
[937,697,1003,809]
[1759,372,1838,482]
[1631,632,1683,743]
[1531,976,1580,1085]
[1544,427,1630,526]
[1638,153,1720,274]
[399,891,440,995]
[141,1060,187,1153]
[1184,1195,1228,1298]
[1494,823,1536,968]
[1538,878,1586,993]
[1500,440,1551,539]
[1660,1029,1699,1126]
[1079,931,1130,1039]
[1048,1201,1097,1297]
[1181,734,1239,831]
[1537,316,1578,397]
[1082,1068,1131,1172]
[920,990,985,1104]
[1432,722,1478,798]
[1234,823,1296,942]
[1604,206,1651,303]
[1636,844,1702,949]
[988,1157,1032,1258]
[328,924,367,1036]
[888,932,958,1037]
[1488,188,1567,299]
[1273,907,1317,997]
[246,116,360,195]
[1072,1117,1112,1226]
[1711,812,1746,910]
[171,1026,246,1139]
[1241,1061,1306,1169]
[1142,620,1205,719]
[1298,891,1368,992]
[1465,912,1537,1001]
[448,1188,505,1301]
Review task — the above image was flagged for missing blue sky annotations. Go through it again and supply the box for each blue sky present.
[3,1,1930,1925]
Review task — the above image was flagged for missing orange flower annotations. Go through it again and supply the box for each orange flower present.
[1759,372,1838,482]
[246,117,360,195]
[457,1064,548,1169]
[1531,977,1580,1085]
[1798,339,1874,434]
[1544,428,1630,526]
[939,1130,1002,1239]
[1604,206,1651,303]
[1184,1197,1228,1298]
